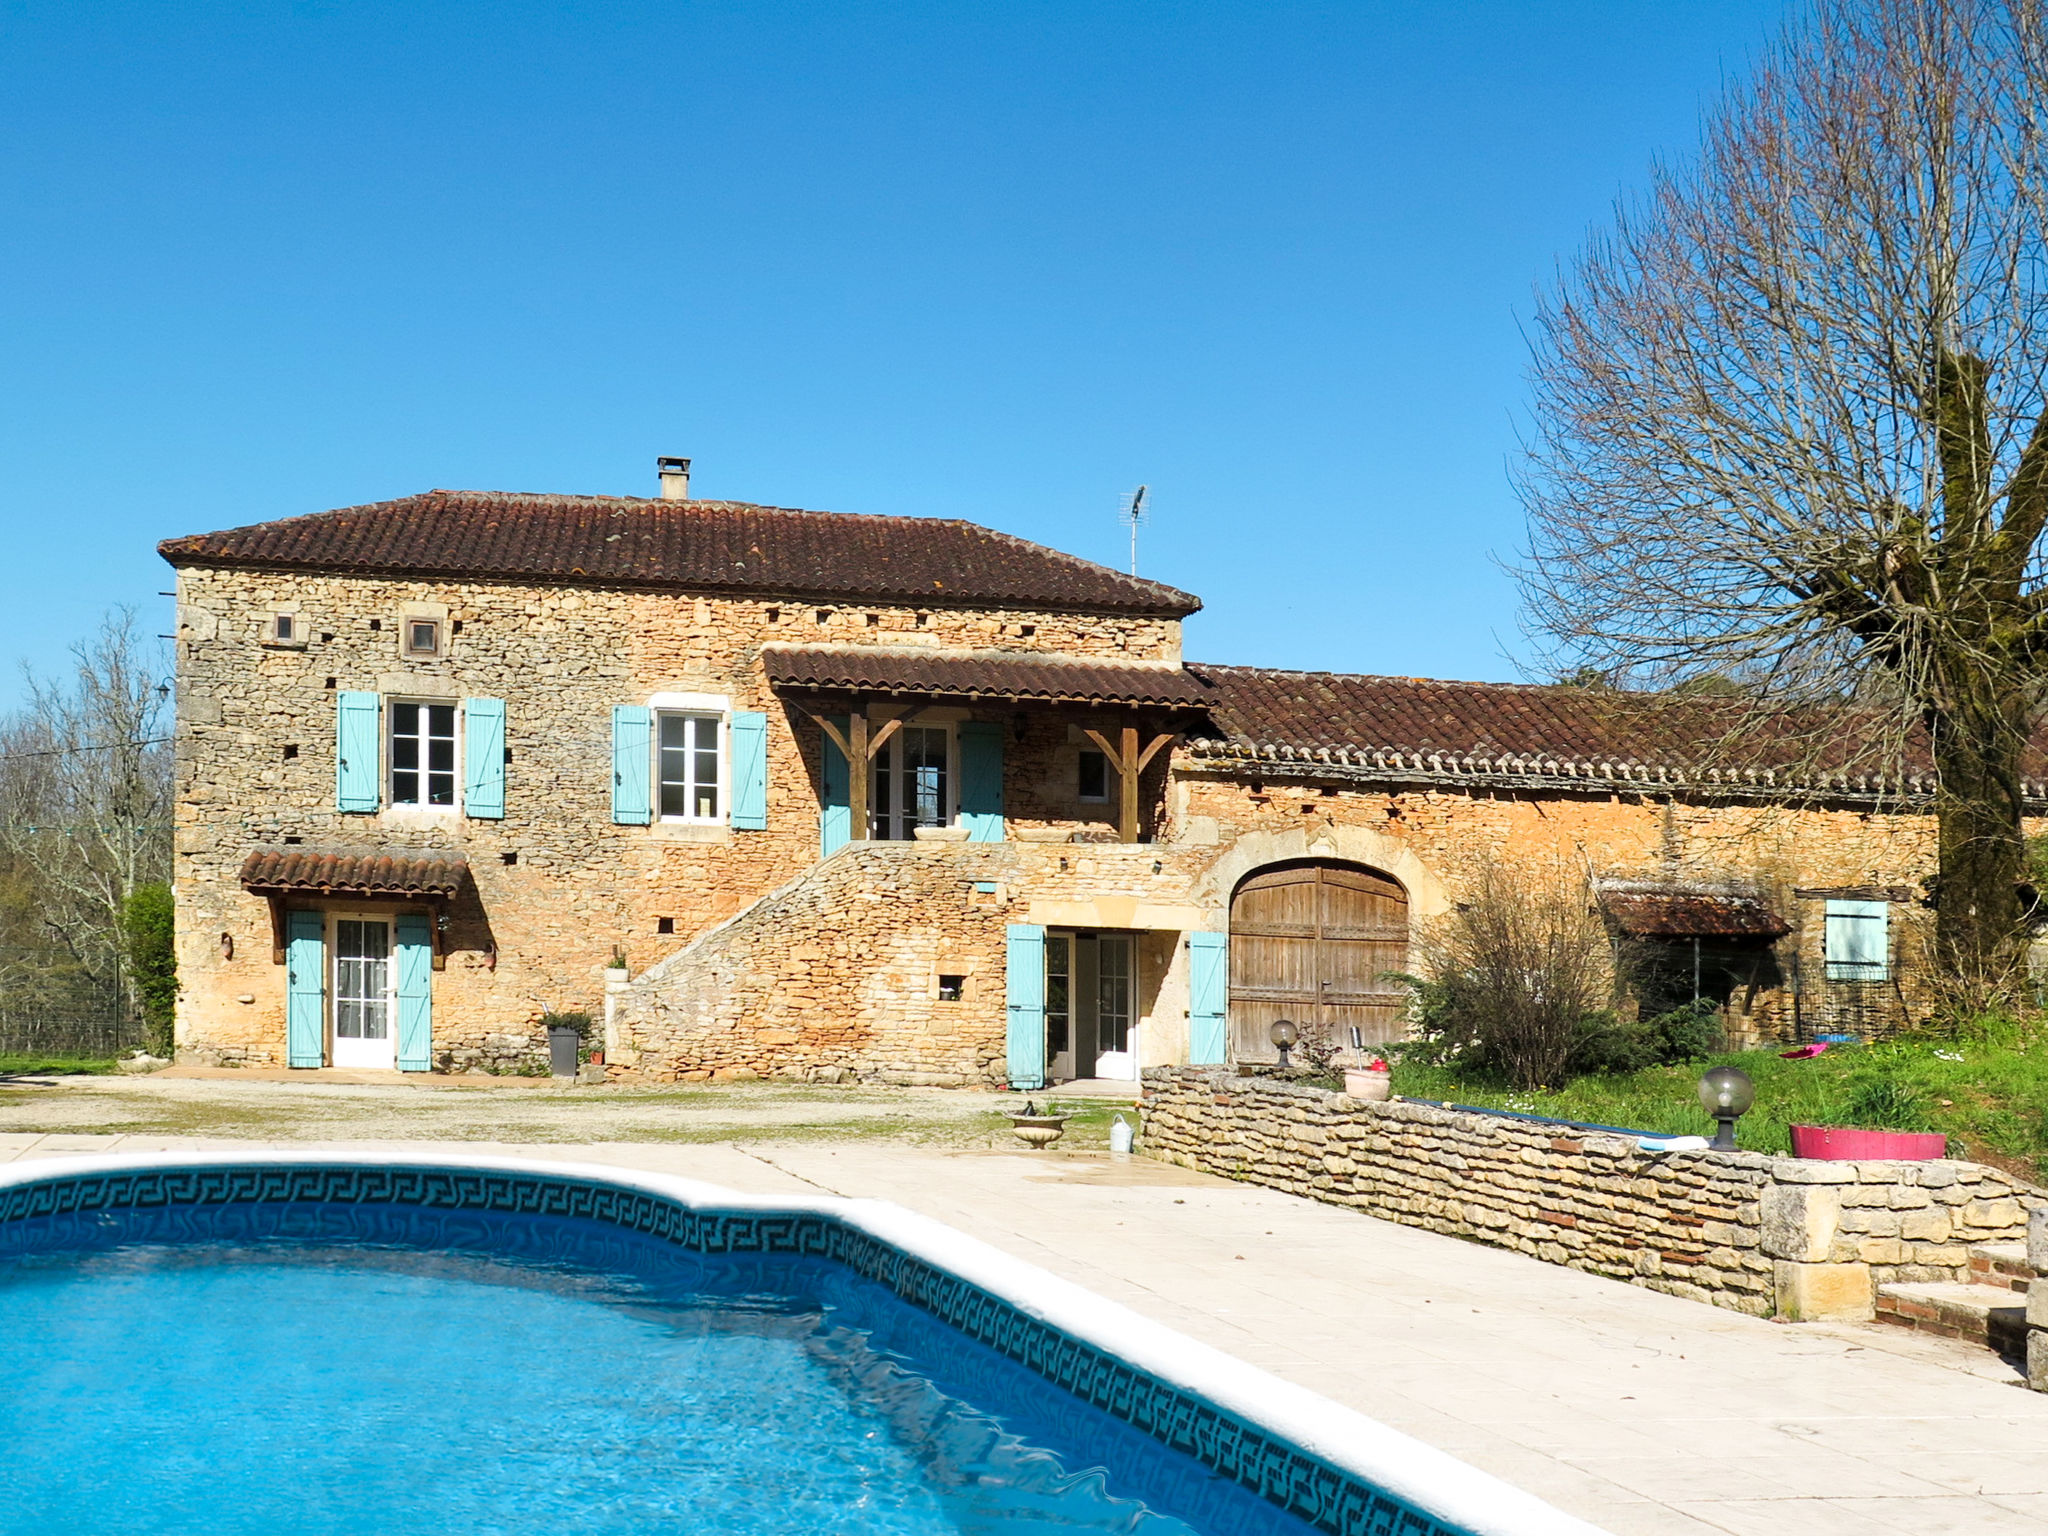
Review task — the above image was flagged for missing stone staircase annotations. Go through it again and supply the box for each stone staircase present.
[1875,1242,2034,1360]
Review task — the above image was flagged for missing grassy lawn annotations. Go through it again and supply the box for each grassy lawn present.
[1390,1028,2048,1178]
[0,1055,121,1077]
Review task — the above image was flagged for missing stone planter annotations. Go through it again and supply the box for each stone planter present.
[912,825,971,842]
[1005,1112,1071,1150]
[603,967,629,985]
[1342,1070,1392,1102]
[1013,827,1074,843]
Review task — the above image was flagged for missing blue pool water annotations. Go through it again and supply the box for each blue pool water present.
[0,1202,1329,1536]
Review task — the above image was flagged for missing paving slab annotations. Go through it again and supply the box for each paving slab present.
[9,1132,2048,1535]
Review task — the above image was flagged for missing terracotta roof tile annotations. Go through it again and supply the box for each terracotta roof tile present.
[761,646,1211,707]
[160,489,1200,616]
[238,848,469,897]
[1179,664,2002,797]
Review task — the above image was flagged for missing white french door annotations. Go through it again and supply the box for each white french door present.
[331,917,397,1070]
[870,725,953,840]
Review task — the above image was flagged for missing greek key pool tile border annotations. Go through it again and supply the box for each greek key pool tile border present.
[0,1163,1454,1536]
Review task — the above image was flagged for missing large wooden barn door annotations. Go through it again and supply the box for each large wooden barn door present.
[1229,861,1409,1061]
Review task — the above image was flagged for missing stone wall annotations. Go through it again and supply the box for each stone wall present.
[1165,769,2004,1046]
[612,840,1208,1084]
[170,561,1181,1068]
[1141,1068,2042,1320]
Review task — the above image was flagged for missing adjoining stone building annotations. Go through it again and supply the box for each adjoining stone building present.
[162,461,1960,1086]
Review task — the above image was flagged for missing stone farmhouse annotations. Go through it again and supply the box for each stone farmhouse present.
[162,460,1954,1086]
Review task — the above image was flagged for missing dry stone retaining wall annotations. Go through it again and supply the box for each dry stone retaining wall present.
[1141,1067,2041,1320]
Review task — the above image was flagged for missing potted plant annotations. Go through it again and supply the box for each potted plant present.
[1344,1057,1393,1102]
[1003,1100,1072,1149]
[604,946,629,983]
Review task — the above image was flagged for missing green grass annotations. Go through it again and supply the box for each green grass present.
[1390,1028,2048,1176]
[0,1054,122,1078]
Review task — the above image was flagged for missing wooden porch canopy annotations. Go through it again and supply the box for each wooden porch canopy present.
[239,847,468,967]
[760,645,1212,843]
[1599,886,1790,941]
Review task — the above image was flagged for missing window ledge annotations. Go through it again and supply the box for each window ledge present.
[652,821,731,844]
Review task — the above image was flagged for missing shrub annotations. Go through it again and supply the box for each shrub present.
[1568,1000,1723,1076]
[1397,859,1613,1089]
[121,882,177,1058]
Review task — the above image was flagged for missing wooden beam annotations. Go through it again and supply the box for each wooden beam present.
[1134,731,1178,774]
[1120,725,1141,844]
[848,710,870,840]
[267,895,288,964]
[811,713,852,762]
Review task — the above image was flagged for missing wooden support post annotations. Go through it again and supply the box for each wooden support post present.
[267,895,288,964]
[1080,724,1179,844]
[806,704,929,843]
[1120,725,1141,844]
[848,710,870,840]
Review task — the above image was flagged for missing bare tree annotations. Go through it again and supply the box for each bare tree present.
[0,611,172,1017]
[1520,0,2048,996]
[1409,859,1613,1090]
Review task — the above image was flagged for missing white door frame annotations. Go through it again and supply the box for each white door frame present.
[328,909,398,1071]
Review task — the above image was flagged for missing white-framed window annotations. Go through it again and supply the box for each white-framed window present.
[389,699,458,809]
[871,723,954,839]
[650,692,729,824]
[1078,748,1111,803]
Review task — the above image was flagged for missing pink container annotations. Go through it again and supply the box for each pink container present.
[1790,1124,1947,1161]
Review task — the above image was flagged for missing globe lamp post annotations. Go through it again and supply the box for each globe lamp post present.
[1696,1066,1755,1150]
[1269,1019,1298,1071]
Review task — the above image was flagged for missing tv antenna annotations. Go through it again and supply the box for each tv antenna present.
[1122,484,1149,576]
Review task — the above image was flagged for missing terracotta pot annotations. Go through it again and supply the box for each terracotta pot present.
[1790,1124,1947,1161]
[1343,1070,1393,1102]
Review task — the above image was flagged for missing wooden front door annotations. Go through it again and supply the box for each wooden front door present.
[1229,861,1409,1060]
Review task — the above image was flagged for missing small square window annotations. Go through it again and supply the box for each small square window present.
[1078,749,1110,803]
[275,614,296,641]
[937,974,966,1002]
[656,916,675,935]
[405,620,440,656]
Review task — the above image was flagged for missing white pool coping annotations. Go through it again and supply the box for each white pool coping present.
[0,1149,1609,1536]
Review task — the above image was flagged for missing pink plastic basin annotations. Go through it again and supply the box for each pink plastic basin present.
[1790,1124,1947,1161]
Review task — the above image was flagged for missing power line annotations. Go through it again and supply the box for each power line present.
[0,736,172,763]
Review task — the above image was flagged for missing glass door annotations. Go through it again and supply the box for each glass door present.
[871,725,952,839]
[1047,932,1137,1082]
[1092,935,1137,1080]
[331,917,396,1070]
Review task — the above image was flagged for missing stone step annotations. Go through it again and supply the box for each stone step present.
[1968,1241,2037,1293]
[1876,1281,2027,1356]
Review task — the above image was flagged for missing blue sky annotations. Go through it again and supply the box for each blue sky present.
[0,0,1787,706]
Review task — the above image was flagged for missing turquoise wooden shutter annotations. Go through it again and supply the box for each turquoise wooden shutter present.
[395,913,433,1071]
[612,705,652,825]
[730,711,768,830]
[819,716,851,855]
[958,721,1005,842]
[1188,931,1229,1065]
[1006,924,1047,1090]
[335,692,381,813]
[1825,899,1890,981]
[285,910,325,1068]
[463,697,506,820]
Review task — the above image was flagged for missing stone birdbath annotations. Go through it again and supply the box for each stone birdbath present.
[1004,1100,1072,1150]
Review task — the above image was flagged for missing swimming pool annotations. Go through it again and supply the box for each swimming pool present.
[0,1154,1600,1536]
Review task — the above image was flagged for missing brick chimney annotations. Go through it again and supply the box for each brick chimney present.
[657,456,691,499]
